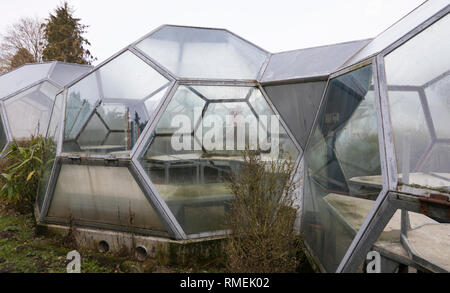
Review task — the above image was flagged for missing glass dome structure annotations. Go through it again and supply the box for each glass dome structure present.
[0,62,92,152]
[38,25,301,239]
[301,1,450,273]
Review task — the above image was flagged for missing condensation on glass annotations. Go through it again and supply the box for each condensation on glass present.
[46,165,167,233]
[62,50,170,155]
[136,26,268,80]
[303,65,382,272]
[385,13,450,191]
[138,84,299,235]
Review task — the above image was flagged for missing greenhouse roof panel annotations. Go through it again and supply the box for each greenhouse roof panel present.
[261,39,371,83]
[135,25,269,80]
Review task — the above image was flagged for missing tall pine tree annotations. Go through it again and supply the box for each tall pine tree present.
[42,2,95,64]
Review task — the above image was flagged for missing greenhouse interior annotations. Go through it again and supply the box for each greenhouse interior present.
[0,0,448,273]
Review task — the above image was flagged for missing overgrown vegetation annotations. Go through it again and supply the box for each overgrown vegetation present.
[225,149,303,273]
[0,137,45,213]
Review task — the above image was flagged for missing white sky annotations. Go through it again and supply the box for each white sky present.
[0,0,425,65]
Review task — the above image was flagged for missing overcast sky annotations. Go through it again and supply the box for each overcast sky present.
[0,0,425,65]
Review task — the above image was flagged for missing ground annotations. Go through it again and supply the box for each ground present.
[0,200,222,273]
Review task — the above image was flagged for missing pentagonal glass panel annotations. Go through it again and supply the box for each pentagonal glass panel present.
[4,81,59,139]
[46,165,167,233]
[385,13,450,188]
[139,85,300,235]
[63,51,170,155]
[263,82,327,149]
[0,63,53,99]
[135,26,268,79]
[303,65,382,272]
[99,51,169,100]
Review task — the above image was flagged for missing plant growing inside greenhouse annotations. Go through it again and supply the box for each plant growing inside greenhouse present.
[226,149,301,273]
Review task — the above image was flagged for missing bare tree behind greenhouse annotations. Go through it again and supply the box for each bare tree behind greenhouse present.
[0,17,45,73]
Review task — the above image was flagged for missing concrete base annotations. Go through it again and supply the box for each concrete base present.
[37,222,226,266]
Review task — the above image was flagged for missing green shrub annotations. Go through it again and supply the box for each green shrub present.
[0,136,46,212]
[225,149,301,273]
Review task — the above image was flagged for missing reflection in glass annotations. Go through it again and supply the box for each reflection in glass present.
[303,65,382,272]
[63,50,170,155]
[139,85,300,235]
[385,14,450,190]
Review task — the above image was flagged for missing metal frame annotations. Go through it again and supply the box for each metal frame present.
[300,5,450,273]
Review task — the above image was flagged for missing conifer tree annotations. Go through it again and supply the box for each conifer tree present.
[42,1,95,64]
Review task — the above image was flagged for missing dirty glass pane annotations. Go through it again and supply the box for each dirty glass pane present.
[385,13,450,188]
[46,165,167,233]
[190,85,252,100]
[0,63,53,99]
[4,81,59,139]
[136,26,268,79]
[139,85,300,235]
[303,65,382,272]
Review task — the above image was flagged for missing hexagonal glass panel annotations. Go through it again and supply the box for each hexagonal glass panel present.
[135,26,268,80]
[46,165,168,234]
[303,65,382,272]
[385,13,450,190]
[63,50,170,155]
[4,81,59,139]
[138,85,299,235]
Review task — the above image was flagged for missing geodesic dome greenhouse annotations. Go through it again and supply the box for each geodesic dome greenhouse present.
[37,25,304,240]
[33,0,450,273]
[0,62,92,152]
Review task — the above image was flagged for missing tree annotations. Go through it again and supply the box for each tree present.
[9,48,35,70]
[0,17,45,73]
[42,1,95,64]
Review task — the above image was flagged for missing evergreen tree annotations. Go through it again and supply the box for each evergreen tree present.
[42,1,95,64]
[9,48,35,70]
